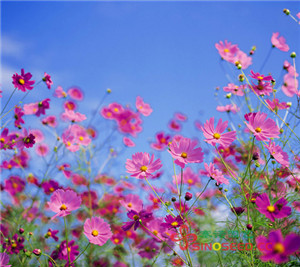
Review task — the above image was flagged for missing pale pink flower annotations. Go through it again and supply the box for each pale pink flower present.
[200,162,229,185]
[264,140,289,167]
[201,117,236,147]
[216,104,239,114]
[53,86,67,98]
[48,189,81,220]
[215,40,239,63]
[136,96,152,116]
[30,129,44,142]
[123,137,135,147]
[282,74,299,97]
[83,217,112,246]
[244,112,280,141]
[174,112,187,121]
[68,87,84,101]
[168,136,204,168]
[126,152,162,179]
[172,167,201,186]
[42,115,58,127]
[223,83,246,96]
[271,32,289,52]
[62,125,91,152]
[233,50,252,69]
[265,99,289,111]
[61,109,87,122]
[35,143,49,157]
[119,194,143,212]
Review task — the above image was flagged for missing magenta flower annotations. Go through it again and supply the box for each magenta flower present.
[59,240,79,262]
[271,32,289,52]
[250,81,273,96]
[122,210,153,231]
[48,189,82,220]
[43,72,53,89]
[137,239,159,259]
[250,70,273,81]
[123,137,135,147]
[12,69,35,92]
[256,229,300,264]
[150,131,171,151]
[68,87,84,100]
[201,117,236,147]
[125,152,162,179]
[42,180,60,195]
[265,99,289,111]
[161,215,184,230]
[3,234,24,254]
[255,193,291,222]
[0,252,11,267]
[168,119,181,131]
[244,112,280,141]
[14,107,25,128]
[169,136,204,168]
[200,162,229,185]
[144,218,167,241]
[264,140,289,167]
[136,96,153,116]
[45,228,59,242]
[4,176,25,196]
[42,115,58,127]
[172,167,200,187]
[83,217,112,246]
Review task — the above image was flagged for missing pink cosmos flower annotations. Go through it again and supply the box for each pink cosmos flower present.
[215,40,239,63]
[150,131,171,151]
[119,194,143,212]
[271,32,289,52]
[168,136,204,168]
[48,189,82,220]
[244,112,280,141]
[30,129,44,142]
[62,124,91,152]
[264,140,289,167]
[64,100,77,110]
[256,229,300,264]
[297,12,300,19]
[123,137,135,147]
[61,109,86,122]
[0,252,11,267]
[144,218,166,242]
[172,167,201,187]
[265,99,289,111]
[23,98,50,117]
[137,239,159,259]
[14,107,25,129]
[216,104,239,114]
[136,96,153,116]
[83,217,112,246]
[42,115,57,127]
[255,193,291,222]
[168,120,181,132]
[250,81,273,96]
[67,87,84,100]
[250,70,273,81]
[174,112,187,121]
[35,143,49,157]
[43,73,53,89]
[12,69,35,92]
[125,152,162,179]
[201,117,236,147]
[4,176,25,196]
[282,73,299,97]
[200,162,229,185]
[53,86,67,98]
[223,83,245,96]
[233,50,252,69]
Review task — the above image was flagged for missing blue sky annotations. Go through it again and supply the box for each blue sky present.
[1,1,300,188]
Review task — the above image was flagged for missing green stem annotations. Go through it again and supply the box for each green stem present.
[1,88,17,115]
[64,217,71,265]
[70,243,90,265]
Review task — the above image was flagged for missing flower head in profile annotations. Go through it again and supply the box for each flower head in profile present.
[136,96,153,116]
[126,152,162,179]
[0,252,11,267]
[43,72,53,89]
[271,32,289,52]
[256,229,300,264]
[264,140,289,167]
[169,136,204,168]
[12,69,35,92]
[250,70,273,81]
[123,137,135,147]
[201,117,236,147]
[68,87,84,100]
[48,189,82,220]
[255,193,291,222]
[84,217,112,246]
[223,83,246,96]
[200,162,229,185]
[244,112,280,141]
[215,40,239,62]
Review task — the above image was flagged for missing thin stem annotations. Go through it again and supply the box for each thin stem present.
[42,253,59,267]
[1,88,17,115]
[259,46,273,73]
[70,243,90,265]
[64,217,71,265]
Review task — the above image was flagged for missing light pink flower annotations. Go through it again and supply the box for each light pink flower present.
[233,50,252,69]
[201,117,236,147]
[244,112,280,141]
[48,189,81,220]
[136,96,152,116]
[126,152,162,179]
[43,73,53,89]
[174,112,187,121]
[119,194,143,212]
[42,115,57,127]
[264,140,289,167]
[61,109,86,122]
[150,131,171,151]
[265,99,289,111]
[168,136,204,168]
[30,129,44,142]
[215,40,239,63]
[123,137,135,147]
[223,83,246,96]
[35,143,49,157]
[53,86,67,98]
[84,217,112,246]
[282,73,299,97]
[216,104,239,114]
[62,125,91,152]
[68,87,84,101]
[200,162,229,185]
[271,32,289,52]
[250,70,273,81]
[172,167,200,186]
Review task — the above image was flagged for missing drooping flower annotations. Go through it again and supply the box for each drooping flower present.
[48,189,82,220]
[200,162,229,185]
[264,140,289,167]
[42,115,58,127]
[122,210,153,231]
[53,86,67,98]
[68,87,84,100]
[83,217,112,246]
[43,73,53,89]
[223,83,246,96]
[256,229,300,264]
[174,112,187,121]
[201,117,236,147]
[216,104,240,114]
[169,136,204,169]
[12,69,35,92]
[23,99,50,117]
[215,40,239,63]
[14,107,25,128]
[244,112,280,141]
[271,32,289,52]
[231,207,245,216]
[125,152,162,179]
[0,252,11,267]
[168,120,181,131]
[255,193,291,222]
[136,96,152,116]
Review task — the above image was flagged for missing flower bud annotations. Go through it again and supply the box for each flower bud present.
[290,52,296,58]
[226,93,232,99]
[238,74,245,82]
[171,197,176,202]
[107,88,112,93]
[283,9,290,15]
[33,249,41,256]
[184,192,193,201]
[19,228,24,234]
[252,152,259,161]
[246,224,253,230]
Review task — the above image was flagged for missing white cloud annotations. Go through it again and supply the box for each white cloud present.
[1,36,27,58]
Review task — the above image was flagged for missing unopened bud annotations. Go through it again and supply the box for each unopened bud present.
[184,192,193,201]
[107,88,112,93]
[283,9,290,15]
[19,228,24,234]
[291,52,296,58]
[33,249,41,256]
[238,74,245,82]
[171,197,176,202]
[246,224,253,230]
[287,102,292,107]
[226,93,232,99]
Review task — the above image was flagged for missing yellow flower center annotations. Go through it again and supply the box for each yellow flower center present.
[140,165,148,172]
[127,203,132,208]
[255,127,262,133]
[60,204,67,210]
[187,179,193,184]
[18,79,25,85]
[133,215,139,221]
[213,133,221,139]
[92,230,99,237]
[273,243,285,253]
[79,136,84,141]
[114,108,119,112]
[49,187,54,192]
[12,243,17,248]
[47,231,52,236]
[267,205,275,212]
[257,76,263,80]
[107,112,112,117]
[153,230,158,235]
[62,92,67,97]
[224,48,229,53]
[66,141,71,147]
[0,138,5,143]
[8,164,12,169]
[160,138,166,143]
[12,182,18,189]
[171,221,178,226]
[67,247,71,252]
[114,238,120,243]
[181,152,187,158]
